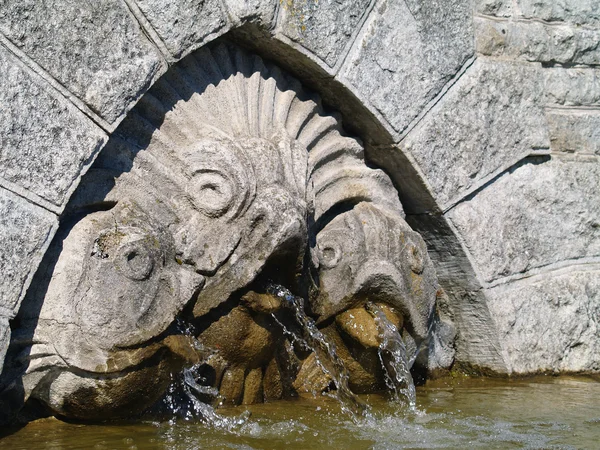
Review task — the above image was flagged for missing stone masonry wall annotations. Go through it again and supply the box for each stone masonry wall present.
[467,0,600,373]
[0,0,598,375]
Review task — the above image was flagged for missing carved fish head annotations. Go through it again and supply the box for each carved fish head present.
[188,134,309,318]
[36,201,204,362]
[311,202,437,343]
[18,200,205,419]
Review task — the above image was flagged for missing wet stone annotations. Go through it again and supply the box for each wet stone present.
[0,43,437,422]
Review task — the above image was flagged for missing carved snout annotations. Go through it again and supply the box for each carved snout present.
[191,186,308,318]
[353,261,432,341]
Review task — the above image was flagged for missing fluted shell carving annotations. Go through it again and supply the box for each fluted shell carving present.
[4,42,439,420]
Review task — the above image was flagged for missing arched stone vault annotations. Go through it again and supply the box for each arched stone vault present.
[0,0,598,380]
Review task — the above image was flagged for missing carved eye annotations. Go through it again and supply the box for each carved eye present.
[114,240,156,281]
[188,170,234,218]
[318,241,342,269]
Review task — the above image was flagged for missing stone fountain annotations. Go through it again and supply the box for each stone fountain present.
[0,42,452,423]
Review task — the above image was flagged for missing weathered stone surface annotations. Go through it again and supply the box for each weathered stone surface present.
[402,59,549,208]
[517,0,600,26]
[406,213,508,373]
[547,110,600,155]
[475,17,600,66]
[476,0,600,26]
[340,0,473,133]
[0,189,57,313]
[313,202,437,342]
[198,298,281,405]
[542,68,600,156]
[293,352,332,395]
[487,268,600,374]
[336,304,402,349]
[0,46,107,207]
[0,0,598,427]
[3,44,431,421]
[447,158,600,283]
[543,68,600,107]
[0,0,165,124]
[475,0,512,17]
[279,0,371,67]
[223,0,278,27]
[135,0,228,59]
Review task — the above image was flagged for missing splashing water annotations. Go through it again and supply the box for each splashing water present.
[267,283,367,419]
[366,301,417,407]
[5,377,600,449]
[162,365,251,430]
[162,323,251,430]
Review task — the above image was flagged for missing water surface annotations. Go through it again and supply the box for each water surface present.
[2,376,599,449]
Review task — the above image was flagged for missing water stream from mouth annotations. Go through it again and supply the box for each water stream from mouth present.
[162,361,252,430]
[366,301,417,407]
[266,283,367,419]
[164,284,426,426]
[3,288,600,448]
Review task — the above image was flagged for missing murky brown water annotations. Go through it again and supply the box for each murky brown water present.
[2,376,599,449]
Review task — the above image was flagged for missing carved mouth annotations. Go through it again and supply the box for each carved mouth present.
[330,299,423,370]
[335,303,403,348]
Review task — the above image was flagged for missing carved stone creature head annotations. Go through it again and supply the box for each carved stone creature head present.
[17,200,205,419]
[312,202,437,342]
[36,201,203,358]
[186,134,309,318]
[305,203,438,392]
[21,133,309,418]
